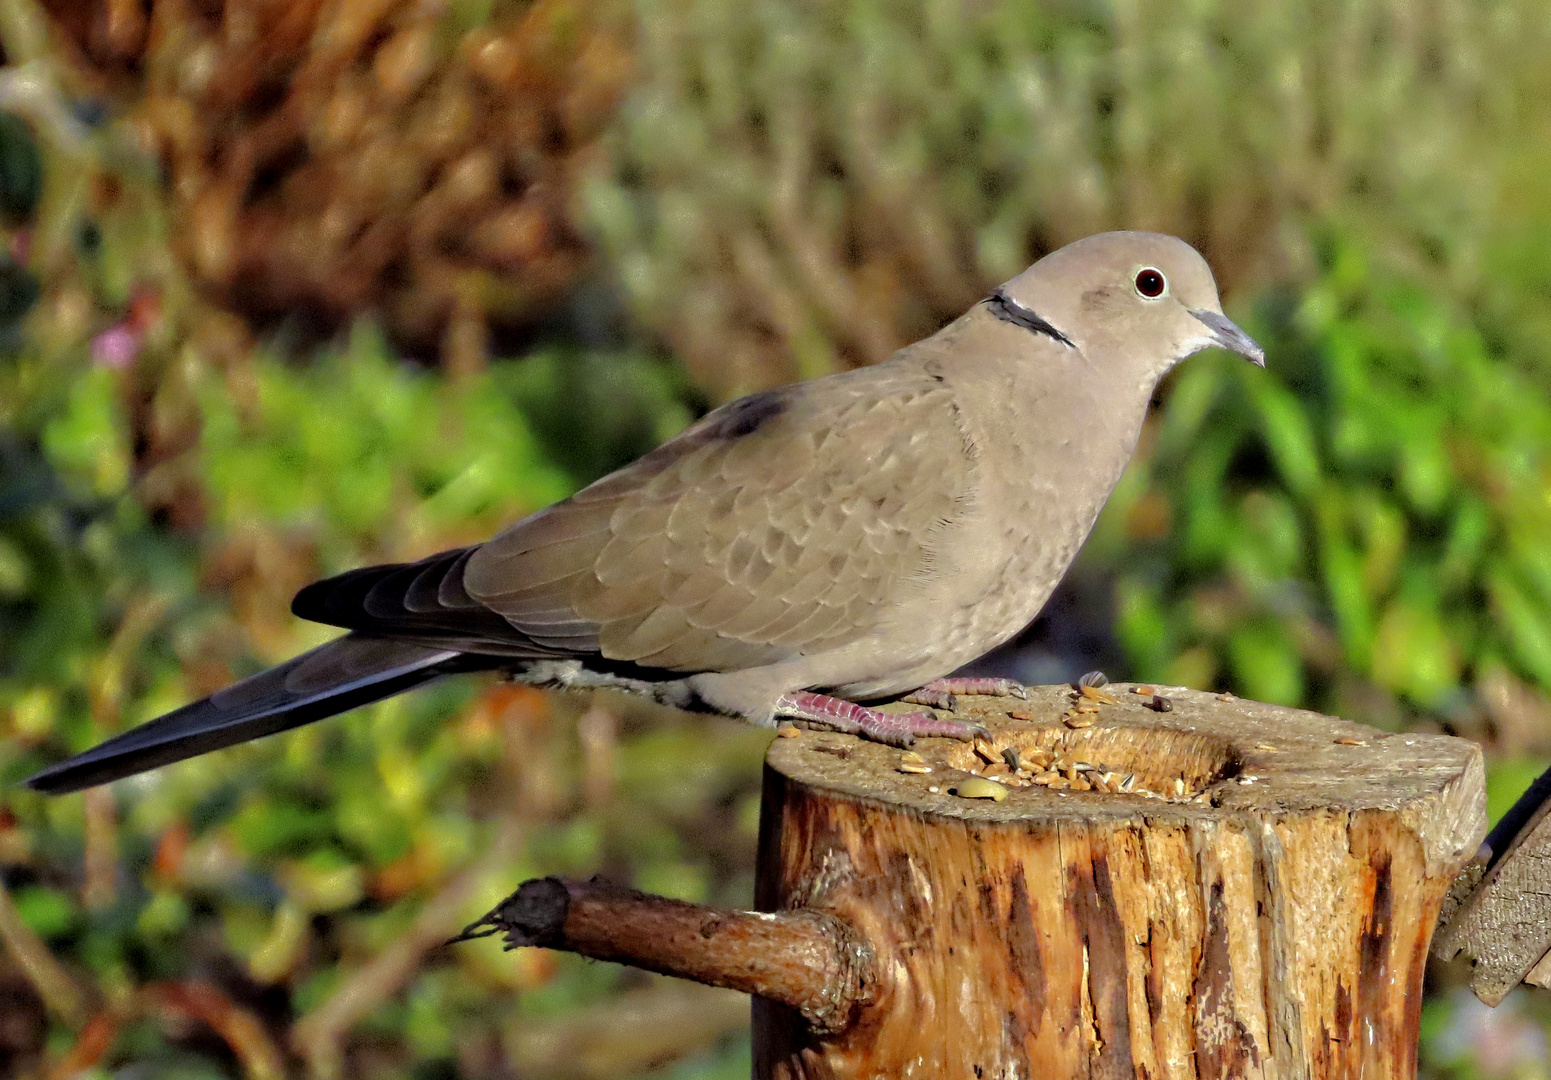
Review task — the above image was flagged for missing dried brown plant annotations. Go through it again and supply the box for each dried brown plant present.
[44,0,633,369]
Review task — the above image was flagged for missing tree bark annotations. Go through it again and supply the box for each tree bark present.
[753,684,1485,1080]
[451,876,872,1032]
[462,683,1486,1079]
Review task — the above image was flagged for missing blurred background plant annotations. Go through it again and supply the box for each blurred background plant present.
[3,0,1551,1076]
[39,0,633,374]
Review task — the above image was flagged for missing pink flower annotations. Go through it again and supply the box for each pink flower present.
[90,322,143,369]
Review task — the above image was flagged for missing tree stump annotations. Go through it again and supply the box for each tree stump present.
[462,684,1486,1080]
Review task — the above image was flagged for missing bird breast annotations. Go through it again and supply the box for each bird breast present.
[911,367,1142,670]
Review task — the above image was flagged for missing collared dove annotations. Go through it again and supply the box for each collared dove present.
[29,231,1263,793]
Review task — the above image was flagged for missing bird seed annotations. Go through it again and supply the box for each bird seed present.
[954,777,1009,801]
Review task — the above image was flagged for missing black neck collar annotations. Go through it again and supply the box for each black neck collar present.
[984,289,1075,348]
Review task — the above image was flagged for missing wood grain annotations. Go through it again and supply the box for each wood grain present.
[754,684,1485,1080]
[455,876,872,1032]
[1434,762,1551,1004]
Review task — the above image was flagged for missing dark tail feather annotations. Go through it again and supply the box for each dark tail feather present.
[26,635,488,794]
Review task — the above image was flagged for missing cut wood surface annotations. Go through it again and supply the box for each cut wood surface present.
[755,683,1485,1080]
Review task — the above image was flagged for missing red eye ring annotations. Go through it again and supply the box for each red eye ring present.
[1135,268,1166,298]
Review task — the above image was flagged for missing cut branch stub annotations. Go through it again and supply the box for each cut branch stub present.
[757,684,1483,1080]
[453,875,873,1033]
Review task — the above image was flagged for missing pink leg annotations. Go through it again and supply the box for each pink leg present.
[903,677,1028,711]
[775,691,988,748]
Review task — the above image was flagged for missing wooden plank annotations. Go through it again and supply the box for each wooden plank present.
[1434,763,1551,1004]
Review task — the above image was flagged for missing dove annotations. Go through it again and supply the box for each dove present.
[27,231,1263,794]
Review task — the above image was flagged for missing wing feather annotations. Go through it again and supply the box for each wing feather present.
[464,364,975,672]
[289,363,975,675]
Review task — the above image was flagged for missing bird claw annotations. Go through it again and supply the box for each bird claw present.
[775,691,988,747]
[902,688,958,710]
[904,677,1028,710]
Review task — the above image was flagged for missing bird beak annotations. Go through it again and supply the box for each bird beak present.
[1190,309,1265,367]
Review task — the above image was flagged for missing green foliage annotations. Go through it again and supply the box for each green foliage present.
[588,0,1551,398]
[1090,236,1551,721]
[0,111,42,222]
[0,311,739,1076]
[199,322,574,566]
[503,348,699,485]
[6,0,1551,1074]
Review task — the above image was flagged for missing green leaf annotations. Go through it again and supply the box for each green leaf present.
[42,367,131,498]
[1247,377,1320,496]
[1314,490,1374,669]
[1227,621,1305,706]
[11,883,76,940]
[1371,595,1460,705]
[1489,565,1551,687]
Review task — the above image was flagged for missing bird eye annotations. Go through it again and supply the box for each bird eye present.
[1134,268,1166,298]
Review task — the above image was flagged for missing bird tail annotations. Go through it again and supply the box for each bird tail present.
[26,635,486,794]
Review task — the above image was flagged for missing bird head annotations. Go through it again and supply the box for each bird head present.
[990,231,1264,381]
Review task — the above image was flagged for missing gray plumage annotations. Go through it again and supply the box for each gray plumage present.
[28,231,1263,794]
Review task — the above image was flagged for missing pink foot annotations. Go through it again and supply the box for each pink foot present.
[774,691,988,748]
[902,677,1028,711]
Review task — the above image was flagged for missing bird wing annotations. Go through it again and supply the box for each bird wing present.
[460,363,977,672]
[291,546,567,658]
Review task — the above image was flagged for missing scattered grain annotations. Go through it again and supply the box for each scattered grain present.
[954,777,1009,801]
